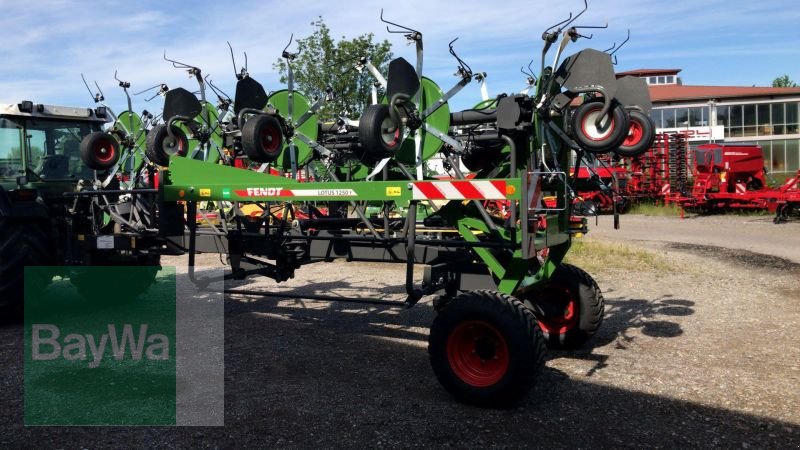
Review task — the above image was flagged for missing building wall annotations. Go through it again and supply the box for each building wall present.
[650,97,800,175]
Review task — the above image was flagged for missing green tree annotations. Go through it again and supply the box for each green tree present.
[772,74,797,88]
[273,17,393,122]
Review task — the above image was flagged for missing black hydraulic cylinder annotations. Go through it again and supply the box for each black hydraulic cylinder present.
[450,109,498,126]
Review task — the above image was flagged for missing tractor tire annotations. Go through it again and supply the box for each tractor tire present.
[0,218,53,318]
[80,131,121,170]
[570,99,630,154]
[521,264,604,349]
[70,253,161,304]
[429,290,546,407]
[241,114,284,163]
[357,104,403,163]
[146,124,188,167]
[615,109,655,158]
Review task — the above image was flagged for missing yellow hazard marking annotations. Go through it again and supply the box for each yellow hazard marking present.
[199,188,212,197]
[386,186,402,197]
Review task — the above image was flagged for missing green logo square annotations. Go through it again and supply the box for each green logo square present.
[24,266,177,426]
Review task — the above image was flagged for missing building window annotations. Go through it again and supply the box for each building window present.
[757,104,771,135]
[772,103,786,135]
[662,108,676,128]
[771,140,786,172]
[666,75,674,84]
[787,102,799,134]
[728,105,743,137]
[787,139,799,173]
[650,109,663,128]
[717,105,729,127]
[743,104,757,136]
[689,107,706,126]
[649,76,657,85]
[676,108,689,127]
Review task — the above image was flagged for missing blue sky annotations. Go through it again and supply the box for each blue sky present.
[1,0,798,113]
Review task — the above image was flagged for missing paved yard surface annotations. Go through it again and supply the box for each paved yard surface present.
[1,215,798,448]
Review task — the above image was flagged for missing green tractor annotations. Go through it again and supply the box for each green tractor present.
[0,101,161,317]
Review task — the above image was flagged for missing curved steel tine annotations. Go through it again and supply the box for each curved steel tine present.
[610,29,631,56]
[448,37,472,76]
[544,12,573,34]
[380,8,420,34]
[527,60,537,81]
[603,42,617,53]
[80,74,101,102]
[227,41,239,78]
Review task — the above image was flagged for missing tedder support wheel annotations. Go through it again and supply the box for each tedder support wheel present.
[146,124,188,167]
[522,264,604,349]
[0,218,53,319]
[571,99,630,154]
[70,253,161,304]
[241,114,284,163]
[615,109,656,158]
[357,104,403,163]
[428,290,546,407]
[80,131,121,170]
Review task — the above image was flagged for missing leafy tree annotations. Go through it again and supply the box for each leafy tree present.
[273,17,393,121]
[772,74,797,88]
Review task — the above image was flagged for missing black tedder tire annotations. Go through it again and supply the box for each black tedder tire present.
[80,131,121,170]
[146,124,188,167]
[241,114,284,163]
[70,253,161,304]
[0,218,53,318]
[357,104,403,162]
[429,290,546,407]
[522,264,604,349]
[571,99,630,154]
[615,109,656,158]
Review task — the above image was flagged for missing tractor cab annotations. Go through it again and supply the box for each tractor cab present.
[0,101,109,189]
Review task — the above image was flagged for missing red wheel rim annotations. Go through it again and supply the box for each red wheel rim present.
[622,118,644,147]
[260,125,282,155]
[446,320,509,387]
[580,105,615,142]
[381,117,401,149]
[164,133,187,157]
[536,285,579,335]
[93,139,116,163]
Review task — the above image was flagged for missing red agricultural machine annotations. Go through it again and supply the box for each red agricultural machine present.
[680,143,777,212]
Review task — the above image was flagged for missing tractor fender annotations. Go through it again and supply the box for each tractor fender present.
[0,186,49,219]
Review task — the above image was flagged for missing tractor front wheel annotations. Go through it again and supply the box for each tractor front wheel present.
[428,290,546,407]
[522,264,604,349]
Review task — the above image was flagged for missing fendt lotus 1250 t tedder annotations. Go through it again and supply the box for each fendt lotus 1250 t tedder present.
[5,2,656,406]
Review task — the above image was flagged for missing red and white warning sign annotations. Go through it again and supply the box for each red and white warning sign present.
[411,180,507,200]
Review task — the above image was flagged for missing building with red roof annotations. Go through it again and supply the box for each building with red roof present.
[617,69,800,174]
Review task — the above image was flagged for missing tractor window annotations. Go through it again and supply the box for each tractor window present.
[0,118,24,178]
[26,119,98,181]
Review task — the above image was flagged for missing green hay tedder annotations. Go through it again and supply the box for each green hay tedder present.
[1,2,655,406]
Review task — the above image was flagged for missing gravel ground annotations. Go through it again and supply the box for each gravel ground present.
[1,215,799,448]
